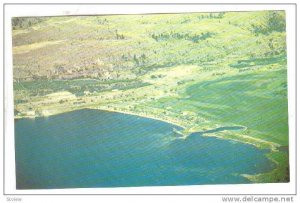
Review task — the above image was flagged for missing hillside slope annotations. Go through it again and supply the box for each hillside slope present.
[12,11,289,183]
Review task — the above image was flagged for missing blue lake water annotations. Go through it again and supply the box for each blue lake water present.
[15,109,275,189]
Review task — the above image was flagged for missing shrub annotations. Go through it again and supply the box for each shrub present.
[12,17,44,30]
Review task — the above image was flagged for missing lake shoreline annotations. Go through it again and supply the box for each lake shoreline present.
[89,107,186,129]
[14,105,285,184]
[15,108,279,188]
[14,105,279,150]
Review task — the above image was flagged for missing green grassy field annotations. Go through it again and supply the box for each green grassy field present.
[12,10,289,183]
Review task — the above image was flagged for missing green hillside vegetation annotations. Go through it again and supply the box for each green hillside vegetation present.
[12,11,288,183]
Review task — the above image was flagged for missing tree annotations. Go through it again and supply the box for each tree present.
[251,11,286,35]
[266,11,285,32]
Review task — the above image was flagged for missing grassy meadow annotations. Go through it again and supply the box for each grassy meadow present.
[12,11,289,183]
